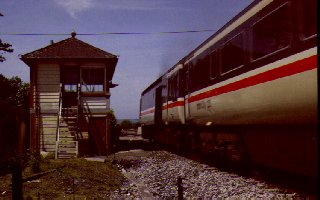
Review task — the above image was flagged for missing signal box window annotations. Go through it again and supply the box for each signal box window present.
[61,67,79,92]
[81,67,105,92]
[221,33,244,73]
[251,3,290,60]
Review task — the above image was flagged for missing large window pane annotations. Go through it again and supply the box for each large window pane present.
[61,67,79,92]
[221,33,244,73]
[168,74,178,101]
[81,68,105,92]
[210,51,219,79]
[252,3,290,60]
[301,0,316,39]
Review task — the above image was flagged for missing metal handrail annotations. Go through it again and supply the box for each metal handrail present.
[76,83,81,140]
[55,83,63,159]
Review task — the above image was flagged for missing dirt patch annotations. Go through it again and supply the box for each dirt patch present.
[106,149,151,168]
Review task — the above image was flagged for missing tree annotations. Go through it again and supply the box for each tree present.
[120,120,133,130]
[0,74,29,161]
[0,39,13,62]
[108,109,120,152]
[0,12,14,62]
[108,109,117,129]
[0,75,29,113]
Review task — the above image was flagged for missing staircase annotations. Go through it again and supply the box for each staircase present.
[56,107,79,159]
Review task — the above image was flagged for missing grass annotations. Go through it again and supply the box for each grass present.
[0,157,126,199]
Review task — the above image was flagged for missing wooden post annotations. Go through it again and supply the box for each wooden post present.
[105,114,110,155]
[29,110,36,150]
[18,121,26,155]
[12,121,26,200]
[12,158,23,200]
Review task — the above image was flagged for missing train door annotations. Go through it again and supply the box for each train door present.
[178,68,186,124]
[154,86,163,125]
[184,63,192,119]
[162,80,168,123]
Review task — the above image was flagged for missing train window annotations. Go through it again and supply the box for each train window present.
[141,91,154,111]
[210,51,219,79]
[194,54,210,90]
[178,71,184,97]
[251,2,291,60]
[189,63,195,92]
[194,60,201,89]
[162,85,167,103]
[300,0,316,39]
[221,33,244,73]
[202,55,210,84]
[168,74,178,101]
[183,64,189,95]
[168,78,172,101]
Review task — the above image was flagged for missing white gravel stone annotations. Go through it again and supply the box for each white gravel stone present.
[110,150,302,199]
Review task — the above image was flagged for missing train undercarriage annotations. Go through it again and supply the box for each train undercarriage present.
[142,123,318,177]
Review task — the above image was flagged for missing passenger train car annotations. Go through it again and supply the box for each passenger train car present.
[139,0,317,177]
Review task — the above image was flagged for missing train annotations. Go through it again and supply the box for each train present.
[139,0,317,177]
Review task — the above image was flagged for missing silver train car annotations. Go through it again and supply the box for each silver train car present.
[139,0,317,177]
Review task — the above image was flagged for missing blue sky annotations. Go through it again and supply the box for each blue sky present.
[0,0,251,119]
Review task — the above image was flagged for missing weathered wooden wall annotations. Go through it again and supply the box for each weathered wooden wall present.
[81,97,110,115]
[36,63,60,153]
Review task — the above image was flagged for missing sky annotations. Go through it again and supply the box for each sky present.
[0,0,252,119]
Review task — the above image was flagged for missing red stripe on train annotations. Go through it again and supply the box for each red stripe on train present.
[141,55,316,116]
[140,108,155,116]
[141,101,184,116]
[165,101,184,109]
[188,55,317,103]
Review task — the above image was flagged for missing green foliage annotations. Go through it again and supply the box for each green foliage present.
[0,13,14,62]
[108,109,117,128]
[0,74,29,160]
[0,74,29,121]
[0,75,29,121]
[120,120,133,130]
[0,39,13,62]
[27,151,43,173]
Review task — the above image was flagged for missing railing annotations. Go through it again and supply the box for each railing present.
[76,83,81,140]
[55,83,63,159]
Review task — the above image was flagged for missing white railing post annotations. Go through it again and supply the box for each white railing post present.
[55,141,59,159]
[75,141,79,157]
[55,83,63,159]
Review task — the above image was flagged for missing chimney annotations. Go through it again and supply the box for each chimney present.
[71,31,76,38]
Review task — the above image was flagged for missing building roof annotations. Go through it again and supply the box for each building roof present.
[21,32,117,60]
[21,32,119,81]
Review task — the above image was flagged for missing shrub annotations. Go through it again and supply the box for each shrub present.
[28,151,43,173]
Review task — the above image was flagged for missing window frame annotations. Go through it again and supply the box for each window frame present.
[220,32,245,75]
[209,50,220,80]
[60,66,79,93]
[297,0,317,41]
[250,1,292,62]
[167,73,179,101]
[80,66,106,94]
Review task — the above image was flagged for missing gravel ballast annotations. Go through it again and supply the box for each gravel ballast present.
[109,150,301,199]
